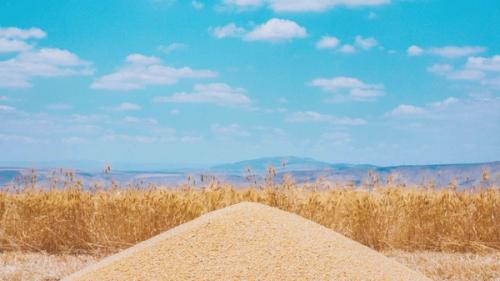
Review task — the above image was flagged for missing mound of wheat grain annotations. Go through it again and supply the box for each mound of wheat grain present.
[64,202,431,281]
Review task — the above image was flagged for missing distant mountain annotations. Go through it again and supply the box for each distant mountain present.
[211,156,334,172]
[1,157,499,189]
[0,169,22,185]
[371,162,500,187]
[213,159,499,187]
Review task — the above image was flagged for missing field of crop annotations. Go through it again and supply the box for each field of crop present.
[0,179,498,254]
[0,173,499,280]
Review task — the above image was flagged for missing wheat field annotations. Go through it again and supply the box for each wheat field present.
[0,178,498,254]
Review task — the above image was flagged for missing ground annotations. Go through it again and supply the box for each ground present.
[0,251,498,281]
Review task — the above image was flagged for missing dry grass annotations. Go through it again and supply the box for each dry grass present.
[0,252,98,281]
[0,181,498,254]
[0,251,498,281]
[385,250,500,281]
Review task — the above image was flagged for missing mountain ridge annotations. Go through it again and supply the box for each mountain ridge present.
[1,157,499,188]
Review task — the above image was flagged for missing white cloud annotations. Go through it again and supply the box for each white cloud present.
[123,116,158,125]
[158,43,187,54]
[385,96,500,132]
[427,63,453,75]
[227,0,390,12]
[0,48,93,88]
[115,102,142,111]
[0,109,201,146]
[212,19,307,42]
[368,11,377,19]
[427,63,485,81]
[0,112,108,145]
[340,44,356,54]
[386,95,496,122]
[153,83,251,106]
[387,104,426,116]
[0,104,16,112]
[316,36,340,49]
[222,0,263,8]
[0,38,32,53]
[407,45,423,56]
[286,111,331,122]
[0,27,92,87]
[354,35,377,49]
[318,35,378,53]
[447,69,485,81]
[286,111,366,125]
[333,116,367,125]
[210,23,246,39]
[481,76,500,88]
[313,76,368,91]
[211,123,250,137]
[428,55,500,85]
[192,0,205,9]
[91,53,216,90]
[310,76,385,101]
[70,113,109,124]
[0,27,46,40]
[431,97,458,107]
[407,45,485,58]
[466,55,500,72]
[0,109,202,148]
[126,53,161,65]
[428,46,485,58]
[244,18,307,42]
[339,44,355,53]
[20,48,89,66]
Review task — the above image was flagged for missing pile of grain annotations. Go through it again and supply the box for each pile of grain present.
[64,202,431,281]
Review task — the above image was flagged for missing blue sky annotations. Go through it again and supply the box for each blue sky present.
[0,0,499,166]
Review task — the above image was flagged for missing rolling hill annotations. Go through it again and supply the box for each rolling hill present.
[0,157,498,188]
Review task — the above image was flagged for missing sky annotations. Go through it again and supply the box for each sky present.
[0,0,499,167]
